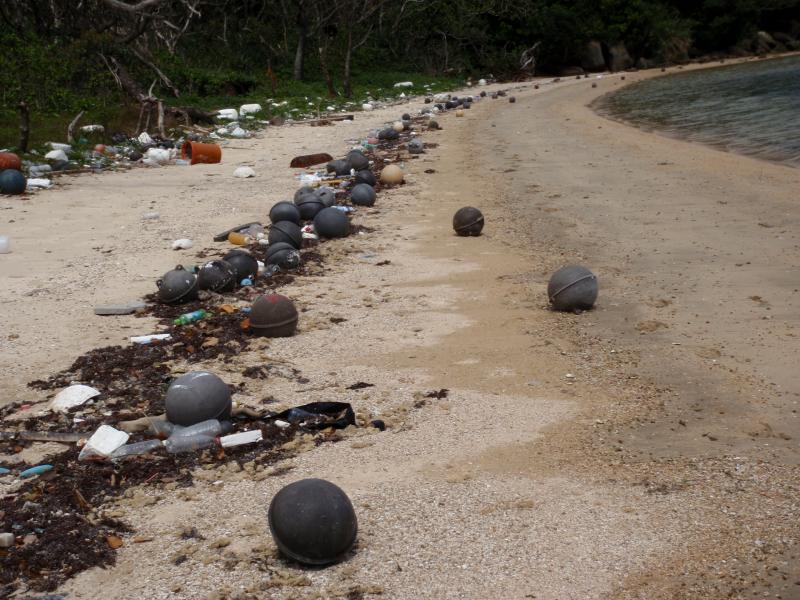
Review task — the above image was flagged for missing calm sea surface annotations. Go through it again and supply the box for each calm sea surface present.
[595,55,800,166]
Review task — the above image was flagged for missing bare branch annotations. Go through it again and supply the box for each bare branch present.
[100,0,166,14]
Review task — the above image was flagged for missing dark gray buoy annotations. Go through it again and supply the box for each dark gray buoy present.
[268,221,302,249]
[270,201,301,225]
[378,128,399,141]
[407,138,424,154]
[452,207,485,236]
[401,113,411,121]
[293,186,315,203]
[313,207,350,238]
[197,260,237,292]
[315,186,336,207]
[326,159,351,176]
[346,150,369,171]
[265,242,301,269]
[250,293,298,337]
[223,250,259,282]
[547,265,598,312]
[157,265,199,304]
[354,169,376,186]
[165,371,232,426]
[350,183,376,207]
[0,170,26,195]
[268,479,357,565]
[295,194,326,220]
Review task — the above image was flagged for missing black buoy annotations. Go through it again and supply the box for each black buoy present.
[315,186,336,207]
[268,221,303,249]
[313,207,350,239]
[327,159,351,176]
[223,250,259,283]
[249,293,298,337]
[350,183,376,207]
[509,96,516,103]
[268,479,357,565]
[354,169,376,186]
[197,260,237,292]
[407,139,424,154]
[452,207,485,236]
[157,265,199,304]
[346,150,369,171]
[265,242,301,269]
[293,186,315,203]
[165,371,232,426]
[270,201,301,225]
[480,91,487,97]
[547,265,598,312]
[0,170,26,195]
[378,128,399,141]
[295,195,326,220]
[401,113,411,121]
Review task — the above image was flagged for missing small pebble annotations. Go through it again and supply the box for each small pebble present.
[0,533,15,548]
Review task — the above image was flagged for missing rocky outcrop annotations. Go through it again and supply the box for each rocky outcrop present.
[581,41,606,72]
[755,31,779,53]
[607,42,633,71]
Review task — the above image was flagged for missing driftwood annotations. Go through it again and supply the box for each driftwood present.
[291,114,354,126]
[67,111,85,144]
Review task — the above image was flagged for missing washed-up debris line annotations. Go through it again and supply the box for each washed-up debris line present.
[0,97,457,593]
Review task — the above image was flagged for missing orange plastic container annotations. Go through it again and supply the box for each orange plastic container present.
[227,231,249,245]
[182,141,221,165]
[0,152,22,171]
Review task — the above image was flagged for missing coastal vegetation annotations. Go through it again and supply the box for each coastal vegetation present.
[1,0,799,147]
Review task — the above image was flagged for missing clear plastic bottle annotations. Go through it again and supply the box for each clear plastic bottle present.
[169,419,232,439]
[110,439,164,459]
[164,434,217,454]
[148,419,181,439]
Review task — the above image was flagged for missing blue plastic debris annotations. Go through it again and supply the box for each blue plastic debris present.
[19,464,54,478]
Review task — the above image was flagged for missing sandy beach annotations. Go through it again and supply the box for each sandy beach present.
[1,62,799,599]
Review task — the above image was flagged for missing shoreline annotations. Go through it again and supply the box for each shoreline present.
[1,66,798,598]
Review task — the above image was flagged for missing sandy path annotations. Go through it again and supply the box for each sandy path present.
[2,64,798,599]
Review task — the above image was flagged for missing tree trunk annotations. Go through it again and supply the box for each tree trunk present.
[318,43,336,98]
[293,4,308,81]
[343,29,353,98]
[18,101,30,153]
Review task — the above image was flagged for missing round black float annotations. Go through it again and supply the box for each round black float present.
[428,120,440,130]
[315,186,336,207]
[547,265,598,312]
[268,221,303,249]
[378,128,399,141]
[165,371,232,426]
[249,293,298,337]
[346,150,370,171]
[268,478,357,565]
[463,101,471,109]
[326,159,351,176]
[223,250,259,282]
[294,186,315,202]
[295,194,326,220]
[265,242,301,269]
[480,91,487,97]
[350,183,376,207]
[354,169,376,186]
[270,201,301,225]
[407,138,424,154]
[452,207,485,237]
[313,207,350,239]
[197,260,237,292]
[401,113,411,121]
[156,265,199,304]
[509,96,516,103]
[445,100,457,109]
[0,169,26,195]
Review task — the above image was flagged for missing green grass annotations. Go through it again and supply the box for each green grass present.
[0,70,460,153]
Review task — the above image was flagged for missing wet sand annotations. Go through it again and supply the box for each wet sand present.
[1,63,799,599]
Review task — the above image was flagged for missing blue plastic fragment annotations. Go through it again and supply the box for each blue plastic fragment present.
[241,278,253,286]
[19,464,53,478]
[0,467,10,475]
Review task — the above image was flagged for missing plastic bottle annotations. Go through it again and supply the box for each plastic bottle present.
[173,309,209,326]
[228,231,250,245]
[169,419,232,438]
[148,419,181,439]
[164,434,217,454]
[110,439,164,459]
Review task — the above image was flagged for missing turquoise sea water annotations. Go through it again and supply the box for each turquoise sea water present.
[595,55,800,166]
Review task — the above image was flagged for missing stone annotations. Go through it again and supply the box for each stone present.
[608,43,633,72]
[581,40,606,72]
[0,533,15,548]
[94,301,147,315]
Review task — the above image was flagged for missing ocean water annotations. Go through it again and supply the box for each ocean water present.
[595,55,800,166]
